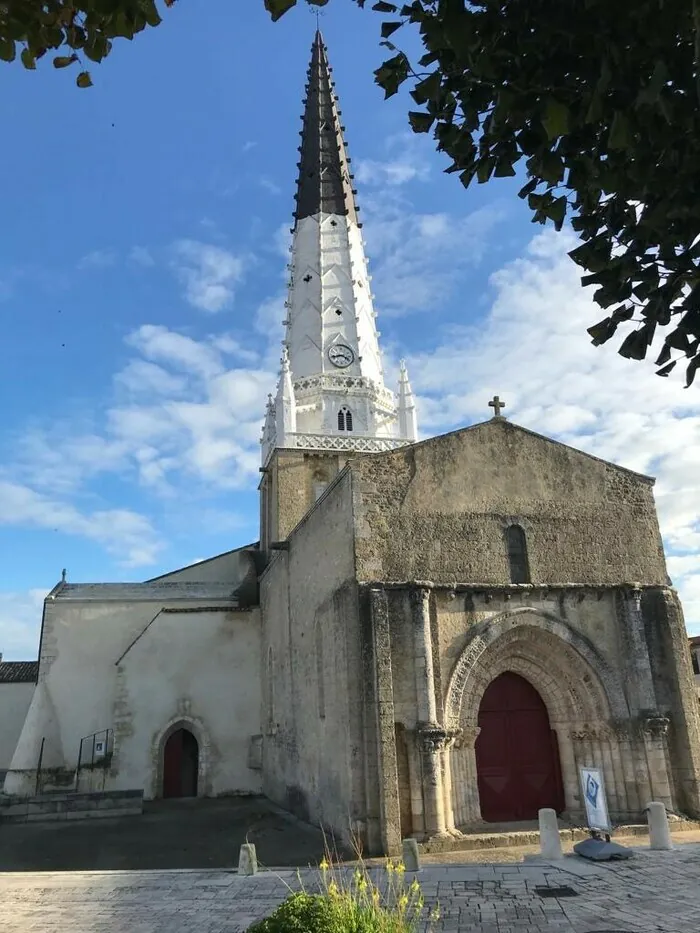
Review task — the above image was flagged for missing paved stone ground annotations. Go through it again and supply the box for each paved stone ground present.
[0,797,340,872]
[2,843,700,933]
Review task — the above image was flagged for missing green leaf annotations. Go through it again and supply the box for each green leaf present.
[53,54,78,68]
[381,21,402,38]
[408,111,434,133]
[542,99,569,140]
[77,71,93,88]
[609,111,633,150]
[587,317,618,346]
[372,1,398,11]
[141,0,163,27]
[410,71,441,105]
[685,355,700,388]
[21,47,36,70]
[0,38,16,63]
[518,179,538,200]
[374,52,409,99]
[547,195,567,230]
[618,324,653,361]
[264,0,297,21]
[656,360,677,377]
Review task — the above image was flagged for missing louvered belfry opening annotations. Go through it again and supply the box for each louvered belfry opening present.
[294,31,359,227]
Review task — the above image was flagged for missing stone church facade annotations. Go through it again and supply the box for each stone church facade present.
[3,33,700,856]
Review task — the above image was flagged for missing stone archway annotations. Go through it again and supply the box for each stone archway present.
[475,671,565,822]
[443,608,634,828]
[152,715,211,799]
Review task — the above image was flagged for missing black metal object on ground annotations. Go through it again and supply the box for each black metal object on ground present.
[535,885,579,898]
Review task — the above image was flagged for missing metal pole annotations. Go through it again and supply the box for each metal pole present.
[35,737,45,797]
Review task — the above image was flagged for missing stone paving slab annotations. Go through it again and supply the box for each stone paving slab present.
[2,844,700,932]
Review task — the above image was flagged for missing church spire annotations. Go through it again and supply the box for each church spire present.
[294,31,359,227]
[261,33,418,465]
[398,360,418,443]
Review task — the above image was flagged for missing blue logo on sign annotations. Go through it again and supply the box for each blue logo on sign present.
[585,774,600,808]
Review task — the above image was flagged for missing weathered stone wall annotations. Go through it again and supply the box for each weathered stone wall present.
[261,449,353,548]
[4,596,262,798]
[351,421,668,586]
[377,582,697,837]
[0,682,35,776]
[642,588,700,816]
[261,470,366,850]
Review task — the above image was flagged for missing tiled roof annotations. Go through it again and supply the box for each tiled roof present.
[55,582,240,602]
[0,661,38,684]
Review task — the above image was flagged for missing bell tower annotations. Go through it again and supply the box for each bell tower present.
[259,32,418,549]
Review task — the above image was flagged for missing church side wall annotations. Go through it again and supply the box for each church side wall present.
[113,608,261,798]
[261,470,364,851]
[351,422,668,586]
[0,683,34,776]
[19,597,261,797]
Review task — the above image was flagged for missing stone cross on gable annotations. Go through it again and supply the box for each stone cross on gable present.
[488,395,506,418]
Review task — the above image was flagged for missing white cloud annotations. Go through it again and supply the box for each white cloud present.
[355,133,430,187]
[365,196,505,317]
[127,324,223,379]
[0,589,46,661]
[77,249,117,270]
[172,240,246,313]
[259,176,282,195]
[405,227,700,631]
[129,246,155,268]
[0,481,162,567]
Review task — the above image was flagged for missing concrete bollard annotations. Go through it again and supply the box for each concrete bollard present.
[538,808,564,860]
[238,842,258,875]
[401,838,420,872]
[647,802,673,851]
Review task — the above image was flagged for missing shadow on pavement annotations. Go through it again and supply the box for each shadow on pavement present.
[0,796,348,872]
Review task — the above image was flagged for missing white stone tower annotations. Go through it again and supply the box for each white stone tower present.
[261,31,418,467]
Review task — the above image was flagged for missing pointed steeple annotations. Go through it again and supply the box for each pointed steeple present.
[260,33,419,466]
[294,31,359,227]
[398,360,418,443]
[274,347,296,446]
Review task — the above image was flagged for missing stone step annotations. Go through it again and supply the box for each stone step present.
[417,818,700,853]
[0,789,144,824]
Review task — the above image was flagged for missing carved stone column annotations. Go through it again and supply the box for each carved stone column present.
[641,715,674,810]
[410,584,437,724]
[440,729,462,836]
[622,587,658,711]
[415,724,453,838]
[453,725,482,827]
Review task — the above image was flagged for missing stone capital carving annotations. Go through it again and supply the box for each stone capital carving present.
[408,583,432,607]
[641,715,670,739]
[415,723,460,754]
[454,725,480,750]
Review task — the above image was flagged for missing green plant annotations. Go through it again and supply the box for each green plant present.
[250,855,439,933]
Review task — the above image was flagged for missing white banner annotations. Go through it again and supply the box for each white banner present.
[579,766,611,833]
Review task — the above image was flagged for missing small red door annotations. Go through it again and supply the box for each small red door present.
[163,728,199,799]
[475,672,564,822]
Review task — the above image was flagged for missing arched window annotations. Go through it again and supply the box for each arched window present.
[506,524,530,584]
[338,407,353,432]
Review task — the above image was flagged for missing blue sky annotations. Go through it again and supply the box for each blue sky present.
[1,0,699,658]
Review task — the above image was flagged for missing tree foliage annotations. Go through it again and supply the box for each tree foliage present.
[0,0,175,87]
[270,0,700,387]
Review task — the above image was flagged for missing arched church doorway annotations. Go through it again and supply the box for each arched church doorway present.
[163,728,199,799]
[475,671,564,822]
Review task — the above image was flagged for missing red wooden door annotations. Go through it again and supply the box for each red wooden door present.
[163,728,199,798]
[475,672,564,822]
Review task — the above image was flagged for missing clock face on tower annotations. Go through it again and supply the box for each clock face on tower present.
[328,343,355,368]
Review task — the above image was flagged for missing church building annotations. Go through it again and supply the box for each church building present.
[3,33,700,856]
